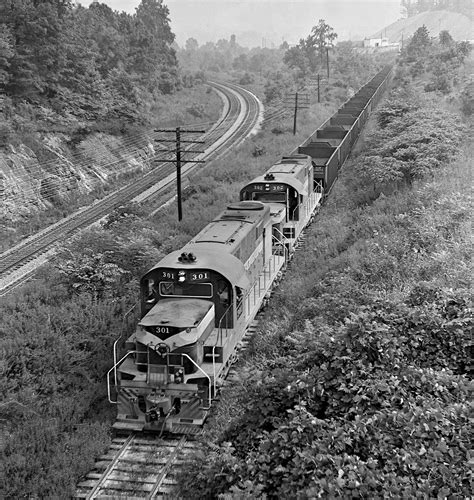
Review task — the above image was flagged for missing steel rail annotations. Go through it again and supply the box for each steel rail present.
[76,434,192,499]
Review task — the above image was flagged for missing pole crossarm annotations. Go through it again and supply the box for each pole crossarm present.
[155,129,205,134]
[154,127,207,221]
[156,139,206,144]
[154,159,206,163]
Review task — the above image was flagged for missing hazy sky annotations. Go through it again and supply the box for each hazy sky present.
[78,0,403,46]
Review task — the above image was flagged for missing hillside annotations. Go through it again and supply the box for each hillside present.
[372,10,473,42]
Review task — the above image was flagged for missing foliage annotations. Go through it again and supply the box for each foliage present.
[460,78,474,115]
[1,283,134,497]
[407,25,431,57]
[1,0,179,128]
[239,72,254,85]
[176,52,472,497]
[399,27,472,98]
[401,0,473,18]
[284,19,337,76]
[354,89,464,192]
[178,35,282,74]
[55,250,130,299]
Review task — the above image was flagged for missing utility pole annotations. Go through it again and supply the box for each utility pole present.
[293,93,298,135]
[284,92,310,135]
[308,76,321,103]
[326,46,330,79]
[154,127,205,221]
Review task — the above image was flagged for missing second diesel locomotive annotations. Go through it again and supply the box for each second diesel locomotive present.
[107,66,392,434]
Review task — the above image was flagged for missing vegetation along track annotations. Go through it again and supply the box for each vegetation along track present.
[0,82,263,296]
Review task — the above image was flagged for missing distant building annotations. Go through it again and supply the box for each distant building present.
[359,37,400,53]
[364,37,390,48]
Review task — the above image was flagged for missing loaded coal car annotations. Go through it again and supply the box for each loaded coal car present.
[295,65,392,195]
[239,154,323,254]
[108,201,286,434]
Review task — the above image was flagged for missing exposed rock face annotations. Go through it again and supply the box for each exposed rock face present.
[0,134,156,225]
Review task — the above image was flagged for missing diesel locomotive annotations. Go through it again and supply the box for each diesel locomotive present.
[107,66,392,434]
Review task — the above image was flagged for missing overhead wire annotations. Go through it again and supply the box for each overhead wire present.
[7,119,216,183]
[6,119,218,198]
[4,90,231,199]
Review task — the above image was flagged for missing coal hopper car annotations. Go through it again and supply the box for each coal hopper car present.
[295,66,392,195]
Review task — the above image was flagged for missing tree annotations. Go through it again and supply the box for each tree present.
[0,25,14,86]
[283,44,310,76]
[128,0,178,94]
[84,2,131,78]
[439,29,454,46]
[185,37,198,51]
[283,19,337,75]
[407,25,431,56]
[232,53,248,71]
[308,19,337,65]
[1,0,72,99]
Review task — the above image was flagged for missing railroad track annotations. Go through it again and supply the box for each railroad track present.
[262,105,290,126]
[0,82,263,296]
[75,433,197,499]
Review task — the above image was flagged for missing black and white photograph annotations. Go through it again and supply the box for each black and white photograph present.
[1,0,472,497]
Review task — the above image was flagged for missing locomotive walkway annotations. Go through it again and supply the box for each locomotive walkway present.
[0,82,263,296]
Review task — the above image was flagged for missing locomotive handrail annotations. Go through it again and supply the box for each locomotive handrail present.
[113,302,139,388]
[217,301,234,345]
[272,231,289,262]
[290,188,323,235]
[290,203,307,234]
[314,180,324,193]
[107,351,138,404]
[212,345,218,396]
[180,353,212,409]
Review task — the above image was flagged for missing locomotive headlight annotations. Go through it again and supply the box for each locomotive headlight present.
[178,270,186,282]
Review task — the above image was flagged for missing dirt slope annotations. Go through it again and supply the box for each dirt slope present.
[372,10,473,42]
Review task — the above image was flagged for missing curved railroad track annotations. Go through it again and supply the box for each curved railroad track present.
[0,82,263,296]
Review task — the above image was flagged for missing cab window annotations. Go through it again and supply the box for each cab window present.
[145,279,156,303]
[159,281,213,298]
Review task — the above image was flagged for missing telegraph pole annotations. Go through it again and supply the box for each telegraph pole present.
[154,127,205,221]
[326,47,330,79]
[293,92,298,135]
[284,92,310,135]
[308,76,321,103]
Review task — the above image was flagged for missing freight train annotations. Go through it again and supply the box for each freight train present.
[107,66,392,434]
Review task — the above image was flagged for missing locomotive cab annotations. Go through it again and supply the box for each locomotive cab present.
[240,155,320,249]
